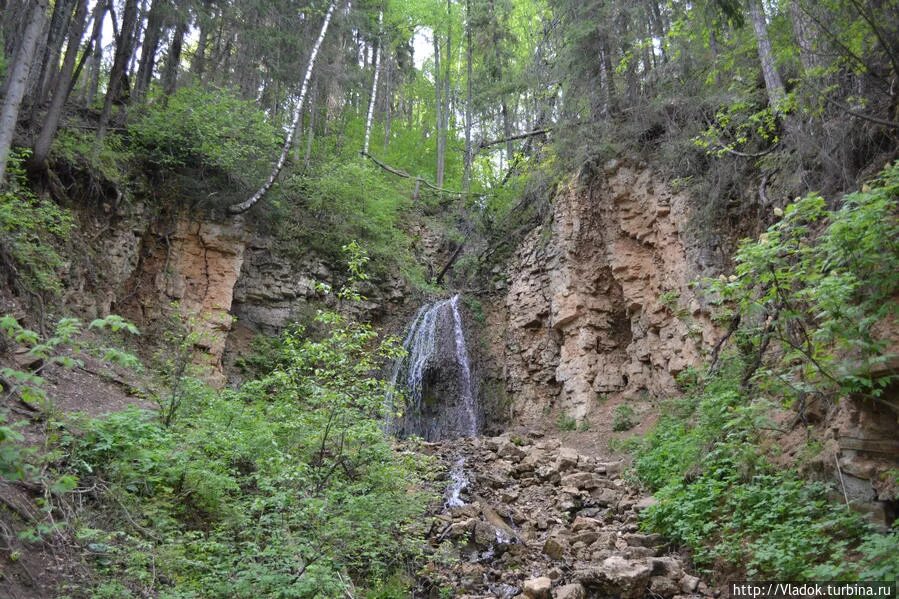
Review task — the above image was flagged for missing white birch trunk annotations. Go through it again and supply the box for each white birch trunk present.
[228,0,338,215]
[363,10,383,155]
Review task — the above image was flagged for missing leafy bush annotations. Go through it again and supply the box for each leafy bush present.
[130,85,279,184]
[612,404,636,432]
[632,166,899,579]
[711,163,899,400]
[0,150,74,295]
[58,248,431,597]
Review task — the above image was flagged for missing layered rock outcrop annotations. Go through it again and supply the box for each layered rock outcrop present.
[119,218,247,384]
[502,162,719,423]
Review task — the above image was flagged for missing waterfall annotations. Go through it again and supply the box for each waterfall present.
[386,294,479,440]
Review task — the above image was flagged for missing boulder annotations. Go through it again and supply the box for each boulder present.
[554,583,586,599]
[543,537,566,560]
[633,496,658,511]
[576,556,652,599]
[556,447,580,471]
[561,472,603,490]
[523,576,553,599]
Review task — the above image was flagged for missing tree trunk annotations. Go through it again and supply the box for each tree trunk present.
[33,0,74,109]
[30,0,89,168]
[363,10,383,155]
[304,87,317,170]
[0,0,47,185]
[191,0,210,81]
[161,13,187,96]
[383,59,392,148]
[133,0,166,101]
[227,0,337,215]
[463,0,472,193]
[433,30,445,187]
[748,0,785,108]
[789,0,820,74]
[69,0,107,101]
[96,0,139,144]
[84,0,107,106]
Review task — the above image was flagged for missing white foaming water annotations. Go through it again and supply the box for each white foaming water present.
[449,295,478,436]
[444,456,468,508]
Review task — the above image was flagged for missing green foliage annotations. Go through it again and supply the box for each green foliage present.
[611,404,636,432]
[0,314,139,409]
[710,162,899,400]
[0,149,74,295]
[130,86,279,185]
[57,250,431,597]
[0,412,32,482]
[556,413,577,431]
[631,169,899,579]
[52,128,132,185]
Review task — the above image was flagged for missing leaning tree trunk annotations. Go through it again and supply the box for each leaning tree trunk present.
[363,9,383,155]
[30,0,90,168]
[748,0,785,108]
[227,0,338,215]
[0,0,47,185]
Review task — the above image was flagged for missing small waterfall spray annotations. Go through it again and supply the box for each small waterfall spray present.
[385,294,479,440]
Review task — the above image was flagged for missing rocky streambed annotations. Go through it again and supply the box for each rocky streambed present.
[417,433,714,599]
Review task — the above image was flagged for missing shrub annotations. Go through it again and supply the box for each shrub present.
[130,85,279,185]
[631,165,899,579]
[556,413,577,431]
[57,247,432,597]
[0,150,74,295]
[612,404,636,432]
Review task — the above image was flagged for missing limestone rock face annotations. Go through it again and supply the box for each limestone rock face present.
[503,163,720,423]
[121,218,247,386]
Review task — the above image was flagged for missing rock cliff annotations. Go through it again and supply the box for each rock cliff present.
[500,162,719,423]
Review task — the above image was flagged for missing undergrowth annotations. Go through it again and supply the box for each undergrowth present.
[630,162,899,580]
[2,247,433,598]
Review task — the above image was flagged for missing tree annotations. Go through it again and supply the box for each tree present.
[747,0,784,108]
[363,9,384,155]
[0,0,47,185]
[96,0,140,145]
[29,0,91,169]
[227,0,338,215]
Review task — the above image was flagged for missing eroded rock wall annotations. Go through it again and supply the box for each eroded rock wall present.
[503,162,719,423]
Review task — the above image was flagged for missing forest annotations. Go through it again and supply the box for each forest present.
[0,0,898,596]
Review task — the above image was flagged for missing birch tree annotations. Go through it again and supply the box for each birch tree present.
[227,0,338,215]
[363,9,383,155]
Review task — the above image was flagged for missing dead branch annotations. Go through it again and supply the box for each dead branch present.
[478,128,551,150]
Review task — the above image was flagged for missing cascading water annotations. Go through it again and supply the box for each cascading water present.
[385,294,479,440]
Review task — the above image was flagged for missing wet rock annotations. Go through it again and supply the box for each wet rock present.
[473,521,499,548]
